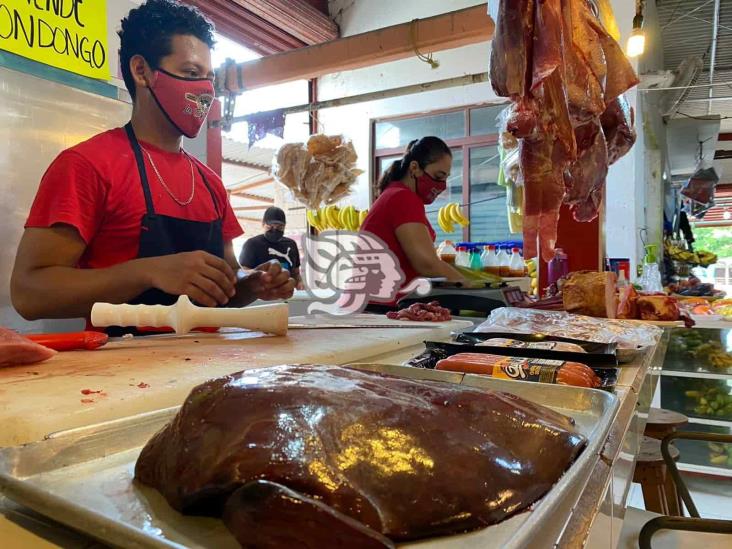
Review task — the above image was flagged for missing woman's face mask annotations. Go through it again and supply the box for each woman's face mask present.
[415,171,447,205]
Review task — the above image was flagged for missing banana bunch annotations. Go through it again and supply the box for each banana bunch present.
[307,205,368,232]
[526,258,538,297]
[665,242,717,266]
[437,203,469,233]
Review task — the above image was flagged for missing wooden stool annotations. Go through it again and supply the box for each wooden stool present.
[642,407,688,516]
[633,436,682,516]
[645,408,688,440]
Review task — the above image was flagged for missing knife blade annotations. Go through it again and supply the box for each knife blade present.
[288,324,443,329]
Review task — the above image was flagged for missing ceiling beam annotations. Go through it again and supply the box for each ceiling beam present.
[223,158,271,171]
[218,5,495,93]
[228,177,275,193]
[230,192,274,203]
[236,216,264,222]
[234,205,270,211]
[229,0,338,45]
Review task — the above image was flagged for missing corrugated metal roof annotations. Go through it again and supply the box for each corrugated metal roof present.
[658,0,732,118]
[222,136,276,169]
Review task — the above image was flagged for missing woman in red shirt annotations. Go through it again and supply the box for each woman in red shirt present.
[361,137,464,293]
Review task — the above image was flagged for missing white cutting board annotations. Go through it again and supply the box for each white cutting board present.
[0,318,470,447]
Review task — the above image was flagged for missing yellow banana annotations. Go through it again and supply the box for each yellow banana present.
[328,205,340,229]
[338,206,349,229]
[437,206,448,233]
[323,205,335,229]
[348,207,359,231]
[359,209,368,228]
[452,203,469,226]
[439,206,455,233]
[306,210,319,231]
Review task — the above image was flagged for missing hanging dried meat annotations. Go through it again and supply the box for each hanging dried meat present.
[273,134,363,209]
[490,0,638,259]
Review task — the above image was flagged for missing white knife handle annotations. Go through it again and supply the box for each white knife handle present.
[91,302,174,331]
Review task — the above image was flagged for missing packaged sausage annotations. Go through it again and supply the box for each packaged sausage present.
[435,353,602,388]
[476,337,587,353]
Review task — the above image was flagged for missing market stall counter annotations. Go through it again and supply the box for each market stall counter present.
[0,313,668,548]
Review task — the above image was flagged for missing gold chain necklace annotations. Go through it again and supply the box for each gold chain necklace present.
[142,147,196,206]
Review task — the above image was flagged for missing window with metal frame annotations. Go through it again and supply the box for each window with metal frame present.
[372,103,521,244]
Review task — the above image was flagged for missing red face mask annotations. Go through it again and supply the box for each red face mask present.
[415,171,447,204]
[148,69,215,138]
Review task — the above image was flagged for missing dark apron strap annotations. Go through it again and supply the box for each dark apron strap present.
[124,123,156,216]
[192,161,223,219]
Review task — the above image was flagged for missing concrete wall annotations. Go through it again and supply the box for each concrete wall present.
[320,0,664,275]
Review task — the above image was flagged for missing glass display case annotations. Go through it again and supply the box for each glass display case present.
[660,328,732,476]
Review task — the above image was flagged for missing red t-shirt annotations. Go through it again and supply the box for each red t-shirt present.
[25,128,243,269]
[361,182,435,287]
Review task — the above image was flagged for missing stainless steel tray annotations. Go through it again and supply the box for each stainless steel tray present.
[0,364,618,549]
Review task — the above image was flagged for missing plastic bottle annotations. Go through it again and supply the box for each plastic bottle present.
[436,240,457,265]
[639,244,663,293]
[547,248,569,286]
[498,247,512,277]
[470,248,483,271]
[510,247,525,277]
[481,246,496,275]
[455,246,469,268]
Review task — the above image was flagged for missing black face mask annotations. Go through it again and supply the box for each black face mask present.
[264,228,284,243]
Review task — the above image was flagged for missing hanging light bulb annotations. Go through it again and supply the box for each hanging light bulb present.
[627,9,645,58]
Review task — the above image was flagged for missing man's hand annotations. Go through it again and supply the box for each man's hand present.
[147,251,237,307]
[236,260,296,303]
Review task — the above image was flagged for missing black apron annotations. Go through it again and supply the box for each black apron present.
[108,124,225,335]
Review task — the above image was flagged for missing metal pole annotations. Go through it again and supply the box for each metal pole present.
[708,0,721,114]
[212,72,491,127]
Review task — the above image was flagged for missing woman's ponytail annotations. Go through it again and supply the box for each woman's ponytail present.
[376,137,451,194]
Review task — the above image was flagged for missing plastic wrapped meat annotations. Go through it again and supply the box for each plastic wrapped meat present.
[135,365,587,544]
[476,307,662,349]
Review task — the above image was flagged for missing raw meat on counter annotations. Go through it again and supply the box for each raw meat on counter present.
[0,327,56,368]
[491,0,638,259]
[617,286,639,320]
[435,353,601,388]
[477,337,587,353]
[386,301,451,322]
[135,365,586,544]
[637,296,681,322]
[562,271,618,318]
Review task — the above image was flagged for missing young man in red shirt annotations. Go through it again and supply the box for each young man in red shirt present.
[11,0,294,323]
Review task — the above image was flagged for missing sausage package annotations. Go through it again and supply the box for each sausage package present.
[406,341,618,390]
[436,353,602,388]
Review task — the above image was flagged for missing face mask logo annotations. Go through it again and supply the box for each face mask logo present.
[184,92,215,119]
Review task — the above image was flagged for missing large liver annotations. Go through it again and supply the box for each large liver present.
[135,365,586,543]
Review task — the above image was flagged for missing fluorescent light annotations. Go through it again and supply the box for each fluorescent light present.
[627,28,645,58]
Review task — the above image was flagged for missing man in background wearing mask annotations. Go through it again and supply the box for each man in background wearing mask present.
[11,0,294,324]
[240,207,303,290]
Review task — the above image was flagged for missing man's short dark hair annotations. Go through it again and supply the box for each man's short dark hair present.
[118,0,215,99]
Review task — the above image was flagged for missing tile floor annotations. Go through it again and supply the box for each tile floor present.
[628,474,732,520]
